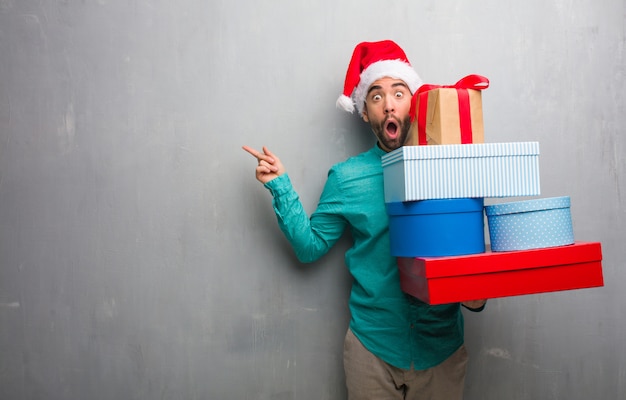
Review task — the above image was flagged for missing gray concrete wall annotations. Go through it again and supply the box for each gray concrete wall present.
[0,1,624,399]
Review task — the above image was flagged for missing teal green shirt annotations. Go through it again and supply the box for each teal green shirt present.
[265,145,464,370]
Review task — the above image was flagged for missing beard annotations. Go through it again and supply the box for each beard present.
[370,114,412,152]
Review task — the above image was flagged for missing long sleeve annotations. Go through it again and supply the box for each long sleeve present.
[264,172,347,263]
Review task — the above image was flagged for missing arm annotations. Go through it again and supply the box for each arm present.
[243,145,347,263]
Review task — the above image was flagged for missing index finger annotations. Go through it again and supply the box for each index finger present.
[242,145,274,163]
[242,145,262,159]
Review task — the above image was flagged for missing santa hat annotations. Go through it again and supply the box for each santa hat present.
[336,40,422,116]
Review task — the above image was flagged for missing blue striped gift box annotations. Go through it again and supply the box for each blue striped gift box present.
[381,142,540,202]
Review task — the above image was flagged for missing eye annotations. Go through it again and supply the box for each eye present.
[372,94,382,101]
[395,91,404,98]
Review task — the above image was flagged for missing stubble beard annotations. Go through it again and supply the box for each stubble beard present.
[372,115,412,152]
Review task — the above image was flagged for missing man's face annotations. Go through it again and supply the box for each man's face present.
[361,77,412,152]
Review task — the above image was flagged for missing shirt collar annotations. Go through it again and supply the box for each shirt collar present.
[373,143,388,157]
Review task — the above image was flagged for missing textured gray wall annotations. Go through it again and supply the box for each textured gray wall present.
[0,1,624,399]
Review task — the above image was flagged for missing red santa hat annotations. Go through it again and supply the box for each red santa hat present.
[336,40,423,117]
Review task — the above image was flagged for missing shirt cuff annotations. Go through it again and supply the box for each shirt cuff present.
[264,173,292,197]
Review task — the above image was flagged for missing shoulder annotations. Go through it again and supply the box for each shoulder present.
[323,147,384,197]
[330,147,383,176]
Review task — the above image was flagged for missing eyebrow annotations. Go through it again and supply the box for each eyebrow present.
[366,85,382,95]
[367,82,410,95]
[392,82,410,90]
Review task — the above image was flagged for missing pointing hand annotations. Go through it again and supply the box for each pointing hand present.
[242,145,286,184]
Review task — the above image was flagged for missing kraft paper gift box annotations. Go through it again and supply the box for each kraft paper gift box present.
[407,74,489,146]
[397,242,604,305]
[381,142,540,202]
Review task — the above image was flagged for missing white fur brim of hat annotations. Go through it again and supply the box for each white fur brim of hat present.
[336,59,423,116]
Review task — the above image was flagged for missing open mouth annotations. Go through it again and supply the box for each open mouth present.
[384,119,399,139]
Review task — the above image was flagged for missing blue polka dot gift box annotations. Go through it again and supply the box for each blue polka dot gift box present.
[485,196,574,252]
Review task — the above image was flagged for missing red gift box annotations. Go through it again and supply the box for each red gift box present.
[397,241,604,305]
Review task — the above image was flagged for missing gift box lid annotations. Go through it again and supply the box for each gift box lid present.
[382,142,539,167]
[386,198,484,216]
[485,196,570,217]
[405,241,602,279]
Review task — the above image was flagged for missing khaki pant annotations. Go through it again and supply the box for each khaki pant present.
[343,329,468,400]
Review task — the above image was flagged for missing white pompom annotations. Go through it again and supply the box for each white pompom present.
[336,95,355,113]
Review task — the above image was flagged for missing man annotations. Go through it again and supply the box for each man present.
[243,40,485,400]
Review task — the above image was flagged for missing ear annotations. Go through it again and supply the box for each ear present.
[361,105,370,123]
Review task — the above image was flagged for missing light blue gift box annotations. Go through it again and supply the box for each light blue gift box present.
[485,196,574,252]
[381,142,540,202]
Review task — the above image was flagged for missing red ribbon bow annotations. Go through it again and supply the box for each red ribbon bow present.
[410,74,490,145]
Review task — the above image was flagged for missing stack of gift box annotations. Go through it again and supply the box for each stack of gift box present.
[381,75,604,305]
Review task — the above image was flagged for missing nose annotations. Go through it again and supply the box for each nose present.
[384,97,395,114]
